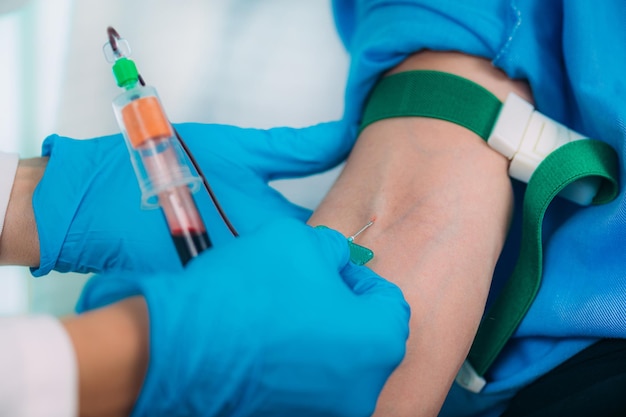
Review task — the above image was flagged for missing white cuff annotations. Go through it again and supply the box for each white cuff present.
[0,152,19,238]
[0,315,78,417]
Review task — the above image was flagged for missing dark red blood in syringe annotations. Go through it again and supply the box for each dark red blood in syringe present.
[171,229,212,265]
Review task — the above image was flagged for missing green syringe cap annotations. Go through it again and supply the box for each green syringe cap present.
[112,57,139,88]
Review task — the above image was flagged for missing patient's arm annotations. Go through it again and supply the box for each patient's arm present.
[308,50,533,416]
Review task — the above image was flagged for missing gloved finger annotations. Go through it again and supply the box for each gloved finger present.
[341,262,409,307]
[341,263,410,322]
[197,173,313,234]
[341,262,410,364]
[306,223,353,271]
[252,122,355,181]
[176,121,356,182]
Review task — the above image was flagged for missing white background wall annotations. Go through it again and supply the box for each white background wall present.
[0,0,348,317]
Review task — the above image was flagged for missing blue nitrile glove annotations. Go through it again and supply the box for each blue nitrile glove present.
[32,121,355,276]
[77,218,410,417]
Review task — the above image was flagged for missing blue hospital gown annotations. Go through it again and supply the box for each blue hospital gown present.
[331,0,626,415]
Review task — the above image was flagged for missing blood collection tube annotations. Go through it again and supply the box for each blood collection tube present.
[112,82,211,265]
[104,29,212,265]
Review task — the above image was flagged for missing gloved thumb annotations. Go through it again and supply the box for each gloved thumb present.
[308,223,353,269]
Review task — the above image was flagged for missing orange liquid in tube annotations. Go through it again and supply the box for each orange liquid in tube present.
[118,90,211,265]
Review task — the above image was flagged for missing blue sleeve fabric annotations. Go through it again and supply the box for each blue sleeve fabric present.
[334,0,511,124]
[333,0,626,415]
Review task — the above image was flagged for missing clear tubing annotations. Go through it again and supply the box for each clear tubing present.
[113,85,211,264]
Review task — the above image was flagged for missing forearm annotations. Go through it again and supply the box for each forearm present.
[62,297,149,417]
[308,51,533,416]
[0,157,45,267]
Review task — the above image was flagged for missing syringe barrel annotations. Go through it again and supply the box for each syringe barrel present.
[112,85,201,209]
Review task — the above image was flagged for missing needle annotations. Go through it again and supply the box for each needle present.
[347,217,376,242]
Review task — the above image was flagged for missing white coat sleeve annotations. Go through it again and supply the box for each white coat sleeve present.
[0,315,78,417]
[0,151,19,237]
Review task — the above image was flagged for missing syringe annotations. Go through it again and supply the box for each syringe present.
[104,27,211,265]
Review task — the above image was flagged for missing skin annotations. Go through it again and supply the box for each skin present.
[0,50,533,416]
[62,297,149,417]
[0,157,44,267]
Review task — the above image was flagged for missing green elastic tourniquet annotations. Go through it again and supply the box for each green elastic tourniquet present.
[360,70,502,140]
[360,70,620,379]
[468,139,619,376]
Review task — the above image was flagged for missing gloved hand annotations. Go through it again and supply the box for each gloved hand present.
[32,121,355,276]
[78,218,410,417]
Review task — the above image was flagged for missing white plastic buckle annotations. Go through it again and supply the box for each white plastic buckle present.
[487,93,600,205]
[455,360,487,393]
